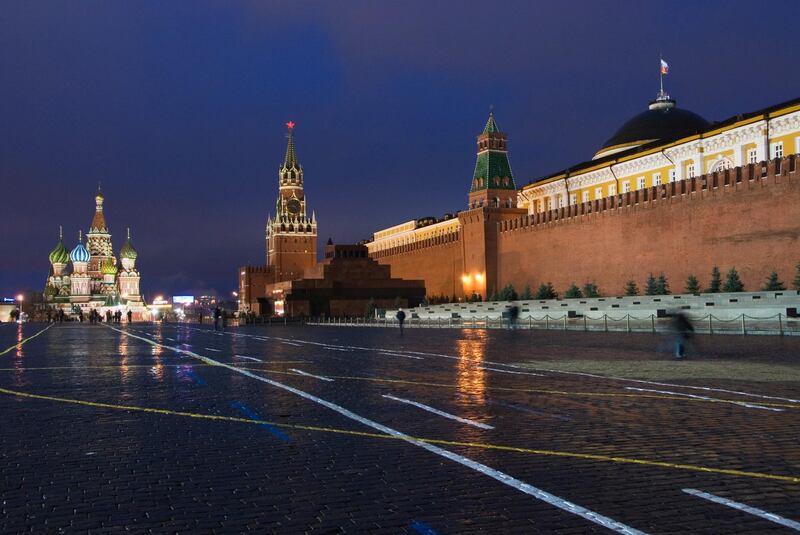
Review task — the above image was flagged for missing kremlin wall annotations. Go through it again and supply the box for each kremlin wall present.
[367,94,800,300]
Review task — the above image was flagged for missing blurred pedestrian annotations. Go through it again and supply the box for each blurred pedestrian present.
[671,311,694,359]
[396,308,406,336]
[508,302,520,329]
[213,307,222,331]
[127,310,133,323]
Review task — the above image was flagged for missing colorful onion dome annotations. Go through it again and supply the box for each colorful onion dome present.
[120,228,137,260]
[49,227,70,265]
[101,259,118,275]
[70,231,91,263]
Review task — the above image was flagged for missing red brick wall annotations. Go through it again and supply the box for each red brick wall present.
[498,158,800,295]
[373,238,464,299]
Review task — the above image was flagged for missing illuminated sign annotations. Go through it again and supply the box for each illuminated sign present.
[2,298,14,303]
[172,296,195,305]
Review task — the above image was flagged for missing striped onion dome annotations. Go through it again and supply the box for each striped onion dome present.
[49,235,70,265]
[70,233,91,263]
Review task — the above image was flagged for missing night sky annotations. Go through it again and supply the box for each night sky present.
[2,1,798,299]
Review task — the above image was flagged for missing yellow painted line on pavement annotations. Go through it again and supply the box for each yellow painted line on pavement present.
[0,324,53,357]
[0,385,796,484]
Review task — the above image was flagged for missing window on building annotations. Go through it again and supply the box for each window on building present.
[653,173,662,186]
[748,149,758,164]
[772,142,784,159]
[569,193,577,205]
[609,184,617,196]
[687,164,695,178]
[546,198,552,210]
[637,176,646,190]
[669,169,676,182]
[558,196,565,208]
[595,187,603,199]
[622,181,631,193]
[582,191,590,203]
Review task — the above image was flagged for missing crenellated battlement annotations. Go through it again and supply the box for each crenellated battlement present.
[499,156,799,235]
[369,229,462,259]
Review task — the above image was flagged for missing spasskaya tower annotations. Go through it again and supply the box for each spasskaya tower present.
[266,121,318,282]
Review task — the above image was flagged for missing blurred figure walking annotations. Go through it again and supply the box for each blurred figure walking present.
[396,308,406,336]
[671,311,694,359]
[213,307,222,331]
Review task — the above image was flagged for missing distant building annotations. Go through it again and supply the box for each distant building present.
[44,189,147,318]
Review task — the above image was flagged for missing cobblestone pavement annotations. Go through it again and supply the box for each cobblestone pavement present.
[1,322,799,534]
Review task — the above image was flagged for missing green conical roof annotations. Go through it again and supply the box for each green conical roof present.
[283,123,298,170]
[49,227,70,264]
[471,113,516,192]
[483,112,499,134]
[101,259,118,275]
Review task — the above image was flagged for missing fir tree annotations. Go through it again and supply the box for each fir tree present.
[520,285,533,300]
[623,280,639,296]
[793,262,800,291]
[644,274,659,296]
[583,282,601,298]
[655,273,670,295]
[723,268,745,292]
[498,284,518,301]
[564,283,583,298]
[534,283,558,300]
[685,274,700,295]
[707,266,721,293]
[762,271,785,291]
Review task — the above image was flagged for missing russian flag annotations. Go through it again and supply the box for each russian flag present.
[660,59,669,75]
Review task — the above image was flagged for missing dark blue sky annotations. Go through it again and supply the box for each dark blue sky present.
[2,1,798,298]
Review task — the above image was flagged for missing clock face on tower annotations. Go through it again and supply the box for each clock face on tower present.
[286,198,301,214]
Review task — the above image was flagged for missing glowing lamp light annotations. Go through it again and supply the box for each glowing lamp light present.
[16,294,24,302]
[475,273,484,282]
[461,275,471,283]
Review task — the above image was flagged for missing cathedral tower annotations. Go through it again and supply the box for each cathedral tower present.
[86,187,117,295]
[266,122,318,282]
[469,112,517,209]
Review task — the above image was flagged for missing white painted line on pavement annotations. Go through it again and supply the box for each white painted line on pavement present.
[379,351,424,360]
[289,368,334,382]
[479,366,543,376]
[624,387,783,412]
[111,325,646,535]
[234,355,263,362]
[281,341,302,347]
[203,347,221,352]
[383,394,494,430]
[683,488,800,531]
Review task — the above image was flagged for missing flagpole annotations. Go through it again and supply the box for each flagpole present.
[659,54,664,95]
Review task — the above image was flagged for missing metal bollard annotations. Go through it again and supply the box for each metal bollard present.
[741,314,746,335]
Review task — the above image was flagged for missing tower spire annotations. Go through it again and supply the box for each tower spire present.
[283,121,297,169]
[59,225,63,240]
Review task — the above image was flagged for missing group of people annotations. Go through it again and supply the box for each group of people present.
[44,308,133,324]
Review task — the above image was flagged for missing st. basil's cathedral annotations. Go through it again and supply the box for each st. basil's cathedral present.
[44,189,147,318]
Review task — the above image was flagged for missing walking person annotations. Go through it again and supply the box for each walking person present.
[671,311,694,360]
[127,310,133,324]
[106,310,112,323]
[213,307,222,331]
[396,308,406,337]
[508,302,520,330]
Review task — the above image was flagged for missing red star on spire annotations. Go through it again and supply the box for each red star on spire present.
[286,121,295,130]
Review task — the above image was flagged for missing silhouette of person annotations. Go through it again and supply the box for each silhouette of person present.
[396,308,406,336]
[671,311,694,359]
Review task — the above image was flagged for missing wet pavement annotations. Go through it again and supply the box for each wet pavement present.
[1,322,799,534]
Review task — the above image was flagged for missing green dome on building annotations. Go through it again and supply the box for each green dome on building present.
[48,228,70,265]
[101,259,118,275]
[120,228,137,260]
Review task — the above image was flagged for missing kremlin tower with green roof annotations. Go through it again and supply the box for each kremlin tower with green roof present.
[44,190,145,318]
[469,111,517,209]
